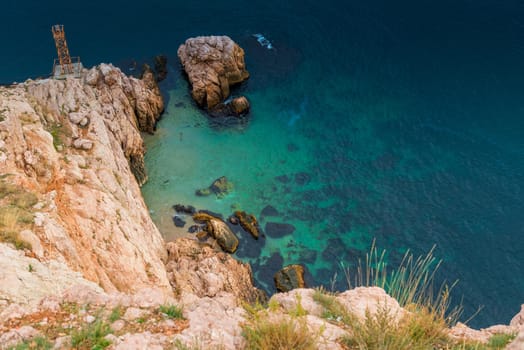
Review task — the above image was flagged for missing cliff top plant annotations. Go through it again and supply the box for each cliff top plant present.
[242,313,318,350]
[70,317,112,350]
[8,336,52,350]
[158,304,184,320]
[342,240,462,322]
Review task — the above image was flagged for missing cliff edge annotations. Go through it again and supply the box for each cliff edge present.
[0,64,168,300]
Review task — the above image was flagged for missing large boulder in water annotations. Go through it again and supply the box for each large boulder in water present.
[193,212,239,253]
[274,264,306,292]
[178,36,250,109]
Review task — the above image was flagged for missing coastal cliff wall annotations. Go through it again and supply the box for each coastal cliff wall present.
[0,64,169,300]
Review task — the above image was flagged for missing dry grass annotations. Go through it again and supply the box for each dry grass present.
[241,300,319,350]
[0,179,37,250]
[242,315,317,350]
[311,241,465,349]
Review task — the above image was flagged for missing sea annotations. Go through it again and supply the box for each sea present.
[2,0,523,328]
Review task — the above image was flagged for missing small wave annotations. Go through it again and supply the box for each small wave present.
[253,33,274,50]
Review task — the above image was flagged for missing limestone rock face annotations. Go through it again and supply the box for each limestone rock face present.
[178,36,249,109]
[0,65,169,299]
[165,238,265,303]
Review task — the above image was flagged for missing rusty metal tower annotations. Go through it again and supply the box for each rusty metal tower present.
[51,24,83,79]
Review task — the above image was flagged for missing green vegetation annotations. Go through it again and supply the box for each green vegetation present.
[48,122,65,151]
[71,318,112,350]
[108,305,124,323]
[8,336,52,350]
[450,332,516,350]
[486,333,516,349]
[158,304,184,320]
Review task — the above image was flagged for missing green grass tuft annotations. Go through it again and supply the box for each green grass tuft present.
[108,305,124,323]
[487,333,516,349]
[71,318,112,350]
[8,336,52,350]
[158,304,184,320]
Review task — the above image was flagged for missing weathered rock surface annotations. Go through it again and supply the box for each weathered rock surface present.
[193,212,239,253]
[0,65,169,299]
[165,238,264,303]
[178,36,249,109]
[274,264,306,292]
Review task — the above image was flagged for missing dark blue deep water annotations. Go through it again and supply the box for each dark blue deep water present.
[2,0,524,328]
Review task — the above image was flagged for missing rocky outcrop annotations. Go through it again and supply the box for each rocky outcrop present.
[0,64,169,299]
[165,238,265,303]
[178,36,249,109]
[234,211,261,239]
[507,305,524,349]
[274,264,306,292]
[193,212,239,253]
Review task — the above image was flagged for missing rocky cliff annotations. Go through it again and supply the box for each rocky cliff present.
[0,64,523,349]
[0,63,168,299]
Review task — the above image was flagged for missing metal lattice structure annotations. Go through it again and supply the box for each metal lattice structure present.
[51,24,83,79]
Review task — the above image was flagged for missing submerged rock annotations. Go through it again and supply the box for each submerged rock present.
[261,205,279,217]
[178,35,249,110]
[275,175,290,183]
[196,176,234,198]
[173,204,196,215]
[188,225,202,234]
[209,96,250,118]
[265,222,296,238]
[172,215,186,228]
[234,211,261,239]
[294,172,311,185]
[274,264,306,292]
[154,54,168,82]
[193,212,239,253]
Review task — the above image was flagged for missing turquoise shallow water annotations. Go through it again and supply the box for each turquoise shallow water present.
[2,0,524,328]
